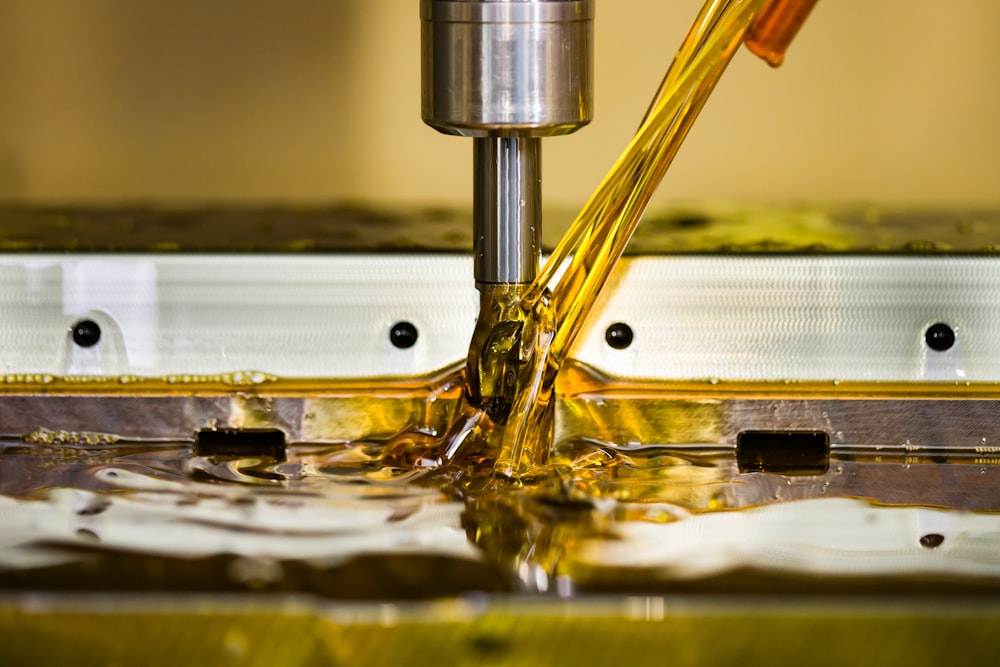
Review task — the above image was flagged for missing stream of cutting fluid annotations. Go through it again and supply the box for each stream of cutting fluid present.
[456,0,814,479]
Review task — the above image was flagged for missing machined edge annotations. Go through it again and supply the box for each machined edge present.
[421,0,594,23]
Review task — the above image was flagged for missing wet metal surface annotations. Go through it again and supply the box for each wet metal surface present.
[2,204,1000,254]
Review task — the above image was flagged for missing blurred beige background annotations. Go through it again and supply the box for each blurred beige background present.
[0,0,997,206]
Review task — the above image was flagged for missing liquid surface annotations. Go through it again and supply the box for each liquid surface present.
[4,430,1000,598]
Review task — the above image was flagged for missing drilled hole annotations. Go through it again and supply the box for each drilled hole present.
[196,429,286,461]
[919,533,945,549]
[737,431,829,475]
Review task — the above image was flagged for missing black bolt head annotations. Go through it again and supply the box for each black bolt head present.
[925,322,955,352]
[72,320,101,348]
[389,321,418,349]
[605,322,634,350]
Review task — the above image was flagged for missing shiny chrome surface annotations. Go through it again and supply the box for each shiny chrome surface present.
[420,0,593,137]
[4,253,1000,381]
[422,0,592,288]
[474,137,541,283]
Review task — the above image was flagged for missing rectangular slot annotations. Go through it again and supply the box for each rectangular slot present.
[195,428,287,461]
[737,431,829,475]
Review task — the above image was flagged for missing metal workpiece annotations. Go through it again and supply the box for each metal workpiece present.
[474,136,541,284]
[421,0,594,137]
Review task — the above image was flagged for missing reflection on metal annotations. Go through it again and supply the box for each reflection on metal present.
[474,137,542,284]
[421,0,593,137]
[4,253,1000,381]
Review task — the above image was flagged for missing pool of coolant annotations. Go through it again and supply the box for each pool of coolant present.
[3,435,1000,599]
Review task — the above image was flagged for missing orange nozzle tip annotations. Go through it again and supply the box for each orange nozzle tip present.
[745,0,818,67]
[744,42,786,68]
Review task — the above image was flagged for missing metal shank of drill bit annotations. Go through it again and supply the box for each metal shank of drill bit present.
[474,137,541,284]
